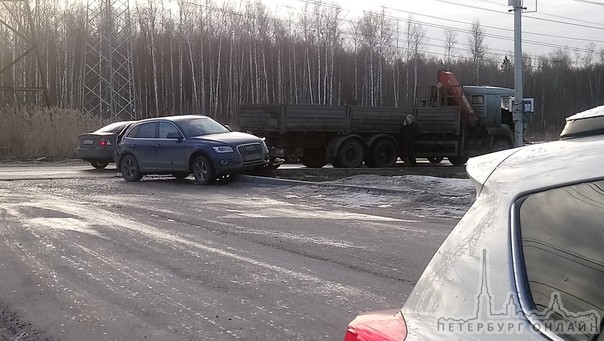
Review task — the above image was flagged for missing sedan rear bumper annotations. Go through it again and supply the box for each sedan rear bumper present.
[76,148,115,162]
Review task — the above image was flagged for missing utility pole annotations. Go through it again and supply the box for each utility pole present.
[509,0,524,147]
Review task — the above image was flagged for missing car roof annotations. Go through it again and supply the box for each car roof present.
[463,85,514,96]
[560,105,604,138]
[467,135,604,198]
[95,120,136,133]
[134,115,210,124]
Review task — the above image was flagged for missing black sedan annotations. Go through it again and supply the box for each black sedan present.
[76,121,135,169]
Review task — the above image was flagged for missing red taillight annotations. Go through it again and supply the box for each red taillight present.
[344,310,407,341]
[99,139,107,147]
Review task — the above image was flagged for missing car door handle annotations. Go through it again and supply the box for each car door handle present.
[155,144,161,148]
[131,144,137,148]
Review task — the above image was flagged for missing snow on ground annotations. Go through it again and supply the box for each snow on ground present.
[327,174,472,192]
[277,175,475,219]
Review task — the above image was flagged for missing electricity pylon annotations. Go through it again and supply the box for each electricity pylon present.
[83,0,136,120]
[0,0,48,106]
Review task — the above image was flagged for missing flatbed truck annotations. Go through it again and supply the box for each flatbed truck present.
[238,70,516,168]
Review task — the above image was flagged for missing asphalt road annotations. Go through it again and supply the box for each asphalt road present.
[0,163,461,340]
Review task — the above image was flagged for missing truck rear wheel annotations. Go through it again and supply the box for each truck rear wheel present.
[335,138,365,168]
[448,156,469,166]
[300,148,326,168]
[367,139,398,168]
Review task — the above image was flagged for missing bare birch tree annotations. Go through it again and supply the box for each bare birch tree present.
[467,20,487,85]
[408,18,426,104]
[444,29,457,67]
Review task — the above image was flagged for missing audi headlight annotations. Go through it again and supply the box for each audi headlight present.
[213,146,234,153]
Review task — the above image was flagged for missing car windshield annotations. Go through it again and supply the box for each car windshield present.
[179,117,229,137]
[95,121,132,134]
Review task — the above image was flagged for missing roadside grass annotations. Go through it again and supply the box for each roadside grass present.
[0,107,105,159]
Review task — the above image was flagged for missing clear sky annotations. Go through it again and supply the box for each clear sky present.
[256,0,604,63]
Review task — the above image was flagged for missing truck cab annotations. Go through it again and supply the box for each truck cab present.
[417,80,516,166]
[463,85,514,133]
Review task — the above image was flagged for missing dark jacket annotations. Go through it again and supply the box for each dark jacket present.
[400,121,421,141]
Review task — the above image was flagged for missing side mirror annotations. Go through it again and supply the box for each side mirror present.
[166,132,184,141]
[224,124,233,132]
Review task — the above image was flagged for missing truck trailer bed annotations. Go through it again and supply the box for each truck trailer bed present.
[239,104,460,135]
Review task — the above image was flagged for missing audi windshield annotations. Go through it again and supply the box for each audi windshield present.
[179,117,230,137]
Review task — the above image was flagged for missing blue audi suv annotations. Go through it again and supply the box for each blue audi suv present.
[115,115,269,184]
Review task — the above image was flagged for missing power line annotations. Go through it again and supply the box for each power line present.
[524,12,604,30]
[432,0,508,15]
[481,0,604,27]
[573,0,604,6]
[435,0,604,30]
[528,10,604,28]
[297,0,603,52]
[339,0,604,40]
[165,0,599,57]
[392,14,596,53]
[386,6,604,43]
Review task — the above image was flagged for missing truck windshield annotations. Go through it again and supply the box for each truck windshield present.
[180,117,230,137]
[501,96,512,111]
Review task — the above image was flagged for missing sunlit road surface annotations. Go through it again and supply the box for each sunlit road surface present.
[0,163,458,340]
[0,158,444,180]
[0,162,114,180]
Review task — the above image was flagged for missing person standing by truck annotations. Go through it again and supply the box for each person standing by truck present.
[400,114,422,167]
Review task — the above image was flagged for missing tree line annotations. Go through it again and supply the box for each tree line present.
[1,0,603,136]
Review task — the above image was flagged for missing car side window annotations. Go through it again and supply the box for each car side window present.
[125,125,139,138]
[159,122,181,139]
[519,180,604,340]
[136,123,157,139]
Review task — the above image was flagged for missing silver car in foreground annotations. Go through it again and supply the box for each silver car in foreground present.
[345,106,604,341]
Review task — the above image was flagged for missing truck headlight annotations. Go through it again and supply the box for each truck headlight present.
[213,146,234,153]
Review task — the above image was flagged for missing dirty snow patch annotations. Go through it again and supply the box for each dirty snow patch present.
[284,175,475,219]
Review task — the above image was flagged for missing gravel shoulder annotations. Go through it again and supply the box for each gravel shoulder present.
[0,303,55,341]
